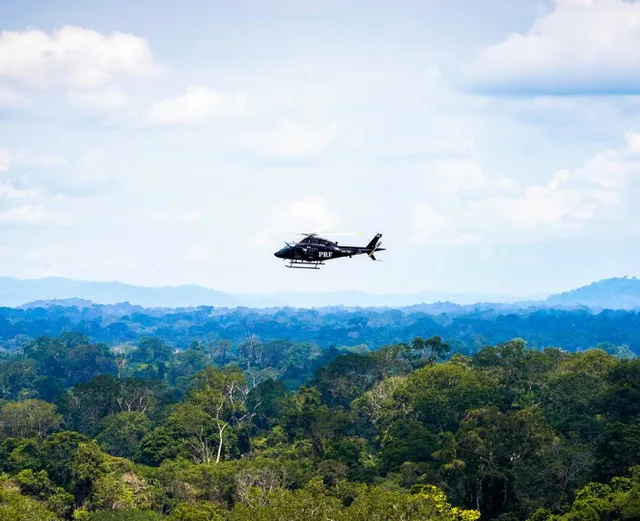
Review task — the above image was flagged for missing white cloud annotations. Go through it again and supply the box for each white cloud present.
[0,25,158,90]
[468,0,640,94]
[253,197,338,246]
[0,180,39,199]
[627,131,640,154]
[242,120,341,160]
[0,204,46,225]
[0,147,78,228]
[411,131,640,244]
[469,170,600,233]
[67,87,127,111]
[421,159,490,194]
[0,26,158,113]
[496,175,520,192]
[578,150,630,191]
[0,148,26,173]
[147,86,248,124]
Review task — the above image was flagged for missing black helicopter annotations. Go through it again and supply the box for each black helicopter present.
[274,231,385,269]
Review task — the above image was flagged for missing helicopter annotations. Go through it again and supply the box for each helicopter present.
[274,230,385,269]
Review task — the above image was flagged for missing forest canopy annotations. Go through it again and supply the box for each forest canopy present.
[0,319,638,520]
[1,302,639,358]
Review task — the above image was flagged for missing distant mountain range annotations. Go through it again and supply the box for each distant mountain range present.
[0,276,537,309]
[1,275,640,310]
[545,277,640,310]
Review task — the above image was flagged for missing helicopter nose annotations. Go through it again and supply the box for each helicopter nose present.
[274,246,289,258]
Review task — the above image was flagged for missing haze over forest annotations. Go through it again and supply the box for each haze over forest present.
[4,275,640,310]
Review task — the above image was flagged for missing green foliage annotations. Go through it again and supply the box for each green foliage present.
[166,502,225,520]
[0,399,62,440]
[13,469,74,518]
[0,325,638,521]
[3,303,640,361]
[529,465,640,520]
[95,412,151,458]
[78,511,163,521]
[226,477,480,521]
[0,475,61,520]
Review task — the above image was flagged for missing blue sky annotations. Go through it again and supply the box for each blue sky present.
[2,0,640,297]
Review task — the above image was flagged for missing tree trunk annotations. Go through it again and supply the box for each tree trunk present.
[216,424,226,463]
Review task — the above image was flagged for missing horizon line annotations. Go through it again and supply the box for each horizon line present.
[1,273,552,299]
[2,274,639,301]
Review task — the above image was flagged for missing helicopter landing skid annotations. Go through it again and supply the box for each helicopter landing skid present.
[285,260,325,269]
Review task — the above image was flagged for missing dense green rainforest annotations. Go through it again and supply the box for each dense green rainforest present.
[2,303,640,357]
[0,304,639,520]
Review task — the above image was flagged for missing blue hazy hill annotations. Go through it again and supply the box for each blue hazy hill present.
[2,275,640,310]
[544,277,640,310]
[0,276,246,308]
[0,276,534,309]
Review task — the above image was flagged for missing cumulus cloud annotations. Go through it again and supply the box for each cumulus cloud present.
[467,170,601,233]
[147,86,248,124]
[467,0,640,95]
[410,131,640,244]
[0,25,159,112]
[626,131,640,153]
[0,25,157,90]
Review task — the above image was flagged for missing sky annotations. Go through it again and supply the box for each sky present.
[2,0,640,297]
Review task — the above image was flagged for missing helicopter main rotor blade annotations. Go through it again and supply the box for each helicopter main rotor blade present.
[279,231,361,236]
[317,232,361,236]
